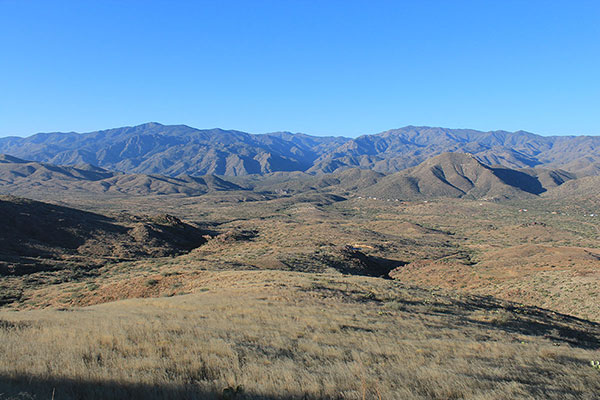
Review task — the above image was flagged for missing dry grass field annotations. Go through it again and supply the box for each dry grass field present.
[2,270,600,399]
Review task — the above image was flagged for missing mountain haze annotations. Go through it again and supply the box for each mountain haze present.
[2,123,600,177]
[309,127,600,175]
[0,123,348,176]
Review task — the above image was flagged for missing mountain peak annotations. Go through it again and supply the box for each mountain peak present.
[134,122,165,129]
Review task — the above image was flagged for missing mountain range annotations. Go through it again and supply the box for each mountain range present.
[2,123,600,177]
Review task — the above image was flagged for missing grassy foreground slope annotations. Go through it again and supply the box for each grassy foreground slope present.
[1,270,600,400]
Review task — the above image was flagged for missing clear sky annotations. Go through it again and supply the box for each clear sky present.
[1,0,599,138]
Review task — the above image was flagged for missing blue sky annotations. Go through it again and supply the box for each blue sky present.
[1,0,599,138]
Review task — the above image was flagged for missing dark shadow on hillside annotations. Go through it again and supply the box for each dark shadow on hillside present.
[388,293,600,350]
[460,296,600,350]
[493,168,546,194]
[0,197,127,276]
[0,373,311,400]
[0,196,124,250]
[0,196,208,277]
[275,247,405,278]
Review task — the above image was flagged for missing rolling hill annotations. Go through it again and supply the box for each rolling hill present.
[359,153,575,200]
[543,175,600,199]
[1,159,600,399]
[0,153,582,201]
[0,154,243,196]
[2,270,599,399]
[1,123,600,176]
[232,167,385,195]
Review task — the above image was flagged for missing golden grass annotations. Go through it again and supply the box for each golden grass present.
[1,271,599,399]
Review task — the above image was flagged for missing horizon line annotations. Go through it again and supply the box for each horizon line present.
[2,121,598,139]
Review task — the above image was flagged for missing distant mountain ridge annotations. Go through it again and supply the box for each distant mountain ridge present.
[0,123,348,176]
[309,127,600,175]
[1,123,600,176]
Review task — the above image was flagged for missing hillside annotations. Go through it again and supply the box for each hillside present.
[359,153,572,200]
[0,155,243,196]
[5,185,600,322]
[234,167,385,195]
[543,175,600,199]
[2,123,600,176]
[0,196,207,278]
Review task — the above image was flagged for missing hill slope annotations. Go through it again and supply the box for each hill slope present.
[543,175,600,199]
[0,196,207,277]
[0,155,242,196]
[360,153,572,200]
[1,153,579,201]
[236,167,385,194]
